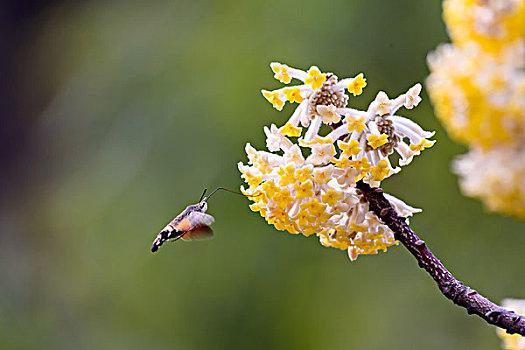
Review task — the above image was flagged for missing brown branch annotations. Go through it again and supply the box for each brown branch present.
[356,180,525,336]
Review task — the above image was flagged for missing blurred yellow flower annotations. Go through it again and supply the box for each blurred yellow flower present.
[427,0,525,219]
[496,299,525,349]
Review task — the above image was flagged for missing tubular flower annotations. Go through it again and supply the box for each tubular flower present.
[453,146,525,219]
[280,122,302,137]
[347,73,367,96]
[496,299,525,349]
[240,63,434,261]
[271,62,292,84]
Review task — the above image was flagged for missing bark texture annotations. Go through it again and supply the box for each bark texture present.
[356,180,525,336]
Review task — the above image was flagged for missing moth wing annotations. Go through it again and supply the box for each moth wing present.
[181,224,213,241]
[187,212,215,227]
[173,218,192,232]
[181,212,215,241]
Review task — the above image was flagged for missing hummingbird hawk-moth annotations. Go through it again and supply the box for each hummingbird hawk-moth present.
[151,188,240,253]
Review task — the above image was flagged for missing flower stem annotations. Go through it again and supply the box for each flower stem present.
[355,180,525,336]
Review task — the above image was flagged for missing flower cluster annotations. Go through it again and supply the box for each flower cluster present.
[444,0,525,53]
[496,299,525,349]
[427,41,525,149]
[454,146,525,219]
[239,63,435,261]
[427,0,525,218]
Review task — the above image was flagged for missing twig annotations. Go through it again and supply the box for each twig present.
[356,180,525,336]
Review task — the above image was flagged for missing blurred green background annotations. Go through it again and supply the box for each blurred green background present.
[1,0,524,349]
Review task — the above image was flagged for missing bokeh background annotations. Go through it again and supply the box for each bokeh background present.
[1,0,524,349]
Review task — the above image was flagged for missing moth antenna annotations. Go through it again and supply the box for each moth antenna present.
[198,188,208,202]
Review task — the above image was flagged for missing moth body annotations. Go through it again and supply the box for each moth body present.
[151,201,214,252]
